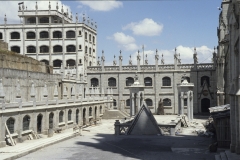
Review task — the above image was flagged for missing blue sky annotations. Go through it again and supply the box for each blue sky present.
[0,0,221,65]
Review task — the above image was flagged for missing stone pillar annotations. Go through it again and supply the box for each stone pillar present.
[114,120,120,135]
[54,82,58,104]
[131,93,135,116]
[230,96,236,152]
[190,91,193,121]
[137,93,140,113]
[0,116,6,147]
[30,81,36,107]
[71,84,76,102]
[42,82,48,106]
[180,92,184,115]
[0,79,5,110]
[235,95,240,154]
[187,91,191,121]
[17,114,23,142]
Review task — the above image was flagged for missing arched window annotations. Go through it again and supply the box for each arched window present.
[93,49,95,53]
[11,46,20,53]
[23,115,30,131]
[53,45,62,52]
[181,77,190,83]
[184,98,187,106]
[66,30,75,38]
[27,46,36,53]
[108,77,116,87]
[27,17,36,24]
[39,31,49,38]
[144,77,152,86]
[40,45,49,53]
[85,32,87,40]
[85,46,88,53]
[0,32,2,39]
[93,36,95,43]
[126,99,130,106]
[79,45,82,50]
[89,34,91,41]
[201,98,210,112]
[79,59,82,64]
[162,77,171,86]
[49,112,54,129]
[66,45,76,52]
[11,32,20,39]
[145,99,153,106]
[91,78,99,87]
[53,31,62,38]
[66,59,76,66]
[6,117,15,134]
[89,47,91,54]
[163,98,171,106]
[113,99,117,106]
[89,107,92,116]
[79,31,82,36]
[26,31,35,39]
[53,59,62,67]
[76,109,79,124]
[40,59,49,65]
[126,77,134,86]
[68,110,72,121]
[59,111,64,123]
[39,17,49,23]
[201,76,210,86]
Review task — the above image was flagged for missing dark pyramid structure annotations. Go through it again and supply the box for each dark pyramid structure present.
[127,102,162,135]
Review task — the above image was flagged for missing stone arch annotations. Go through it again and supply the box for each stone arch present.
[89,107,92,117]
[68,109,72,121]
[59,110,64,123]
[27,17,36,24]
[23,115,30,131]
[6,117,15,134]
[162,77,171,86]
[66,30,75,38]
[26,31,36,39]
[49,112,54,129]
[91,78,99,87]
[83,108,86,125]
[37,113,43,133]
[39,17,49,23]
[108,77,116,87]
[201,76,210,86]
[76,109,79,124]
[10,32,20,39]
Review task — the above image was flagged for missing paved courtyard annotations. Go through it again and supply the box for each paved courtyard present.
[17,117,221,160]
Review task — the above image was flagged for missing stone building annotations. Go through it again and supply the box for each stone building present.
[0,2,97,79]
[217,0,240,154]
[87,49,217,115]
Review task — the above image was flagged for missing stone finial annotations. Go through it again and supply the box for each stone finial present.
[95,22,97,29]
[119,50,123,61]
[101,50,105,62]
[145,54,148,65]
[161,54,164,65]
[22,3,25,10]
[35,2,38,10]
[87,17,90,24]
[91,19,94,26]
[129,55,132,65]
[83,14,85,22]
[76,13,78,22]
[67,9,69,16]
[70,12,73,19]
[61,5,64,13]
[4,14,7,25]
[48,1,51,10]
[137,50,141,60]
[113,55,117,66]
[56,2,59,10]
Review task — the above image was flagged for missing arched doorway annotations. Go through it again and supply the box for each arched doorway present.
[201,98,210,112]
[83,108,86,125]
[49,112,54,129]
[76,109,79,125]
[37,114,43,133]
[95,107,97,119]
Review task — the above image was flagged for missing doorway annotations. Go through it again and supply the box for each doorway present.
[37,114,43,133]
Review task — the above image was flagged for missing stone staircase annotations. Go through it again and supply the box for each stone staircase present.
[215,150,240,160]
[102,110,130,119]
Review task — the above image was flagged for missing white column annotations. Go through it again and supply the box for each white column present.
[131,93,135,116]
[190,91,194,121]
[187,91,191,121]
[180,92,184,115]
[137,92,140,113]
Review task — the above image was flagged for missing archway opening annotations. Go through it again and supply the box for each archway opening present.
[37,114,43,133]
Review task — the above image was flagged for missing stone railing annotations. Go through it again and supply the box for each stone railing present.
[197,63,214,70]
[114,120,131,135]
[159,64,175,70]
[105,66,119,71]
[178,64,194,69]
[122,65,138,71]
[87,66,102,71]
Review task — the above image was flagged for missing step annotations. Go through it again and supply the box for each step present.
[225,150,240,160]
[215,154,221,160]
[220,152,228,160]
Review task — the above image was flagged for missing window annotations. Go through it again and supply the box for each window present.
[108,77,116,87]
[11,46,20,53]
[68,110,72,121]
[85,46,88,53]
[23,115,30,131]
[89,34,91,41]
[89,61,92,66]
[91,78,99,87]
[53,59,62,67]
[66,59,76,66]
[59,111,64,123]
[93,36,95,43]
[66,45,76,52]
[181,77,190,83]
[0,32,2,39]
[162,77,171,86]
[201,76,210,86]
[40,45,49,53]
[145,99,153,106]
[53,45,62,52]
[27,46,36,53]
[11,32,20,39]
[126,77,134,86]
[79,59,82,64]
[39,17,49,23]
[39,31,49,38]
[85,32,87,40]
[113,99,117,106]
[79,45,82,50]
[27,17,36,24]
[26,32,36,39]
[49,112,54,129]
[89,107,92,116]
[184,98,187,106]
[53,31,62,38]
[6,117,15,134]
[66,31,75,38]
[126,99,130,106]
[40,59,49,65]
[89,47,91,54]
[93,49,95,53]
[163,98,171,106]
[79,31,82,36]
[144,77,152,86]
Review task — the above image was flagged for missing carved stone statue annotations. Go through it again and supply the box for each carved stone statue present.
[157,98,164,115]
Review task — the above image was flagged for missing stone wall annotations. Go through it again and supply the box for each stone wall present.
[0,40,7,50]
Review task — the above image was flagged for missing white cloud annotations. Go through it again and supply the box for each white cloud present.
[123,18,163,36]
[126,45,213,65]
[0,1,71,24]
[79,1,123,11]
[111,32,138,51]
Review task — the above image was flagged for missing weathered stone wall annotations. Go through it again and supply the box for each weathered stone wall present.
[0,40,7,50]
